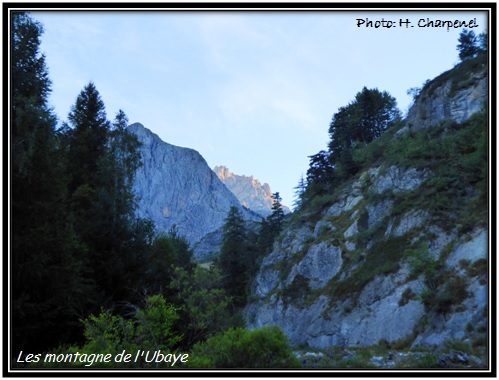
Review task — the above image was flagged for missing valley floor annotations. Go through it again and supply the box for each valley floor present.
[295,342,488,370]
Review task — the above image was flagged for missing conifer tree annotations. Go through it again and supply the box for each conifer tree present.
[306,150,335,193]
[64,84,150,311]
[11,12,89,353]
[328,87,399,164]
[477,32,488,54]
[66,82,110,195]
[457,29,479,61]
[292,175,307,211]
[256,192,286,258]
[268,192,285,235]
[218,206,251,307]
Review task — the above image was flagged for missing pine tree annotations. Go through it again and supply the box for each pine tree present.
[457,29,479,61]
[268,192,285,236]
[66,82,110,194]
[306,150,335,194]
[354,87,400,141]
[477,32,488,55]
[256,192,286,258]
[11,12,90,353]
[64,84,151,311]
[218,206,251,307]
[292,175,307,211]
[328,87,399,164]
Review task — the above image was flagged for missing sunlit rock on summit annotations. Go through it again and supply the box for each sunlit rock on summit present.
[214,165,291,217]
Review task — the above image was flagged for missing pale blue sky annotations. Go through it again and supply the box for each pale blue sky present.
[30,8,488,209]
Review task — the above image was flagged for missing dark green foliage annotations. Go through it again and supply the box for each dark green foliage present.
[328,87,400,163]
[268,192,285,234]
[187,326,300,368]
[133,295,181,351]
[387,108,487,230]
[430,275,469,314]
[63,83,153,313]
[11,12,241,361]
[477,32,488,53]
[66,82,110,194]
[306,150,336,193]
[281,274,311,305]
[405,243,440,287]
[168,266,234,348]
[144,227,195,296]
[405,244,469,314]
[301,87,400,204]
[35,295,181,368]
[398,288,417,307]
[327,235,410,301]
[292,175,307,210]
[457,29,479,61]
[465,258,488,279]
[11,11,90,353]
[218,206,255,307]
[216,206,266,307]
[257,192,286,255]
[256,218,275,256]
[11,12,52,174]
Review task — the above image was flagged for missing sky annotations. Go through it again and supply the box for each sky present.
[28,6,488,209]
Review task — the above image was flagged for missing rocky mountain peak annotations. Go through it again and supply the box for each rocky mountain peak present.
[128,123,257,257]
[213,165,290,217]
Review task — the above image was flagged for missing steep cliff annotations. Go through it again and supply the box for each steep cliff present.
[214,165,291,217]
[245,56,489,352]
[398,55,487,136]
[129,123,258,259]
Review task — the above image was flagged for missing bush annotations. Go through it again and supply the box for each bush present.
[187,326,300,368]
[133,295,181,351]
[38,295,182,368]
[81,309,136,354]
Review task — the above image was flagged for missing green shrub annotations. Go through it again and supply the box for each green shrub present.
[466,258,488,278]
[36,295,182,368]
[327,235,410,302]
[431,275,469,314]
[187,326,300,368]
[281,274,311,305]
[133,295,181,351]
[81,309,136,354]
[405,243,439,286]
[399,287,417,306]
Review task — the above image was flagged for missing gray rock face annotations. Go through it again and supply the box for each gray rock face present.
[286,242,343,290]
[245,153,488,350]
[403,60,487,134]
[370,166,431,195]
[244,56,489,352]
[213,165,291,216]
[129,123,257,258]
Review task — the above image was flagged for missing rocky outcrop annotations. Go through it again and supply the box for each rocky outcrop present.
[213,165,290,216]
[245,164,488,349]
[245,56,488,350]
[398,56,487,136]
[129,123,258,259]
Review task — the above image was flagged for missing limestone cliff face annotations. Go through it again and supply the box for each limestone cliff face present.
[398,56,487,136]
[245,57,489,350]
[129,123,257,258]
[245,166,487,349]
[213,165,291,217]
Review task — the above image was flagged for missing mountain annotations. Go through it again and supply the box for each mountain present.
[128,123,258,259]
[213,165,291,217]
[245,55,488,352]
